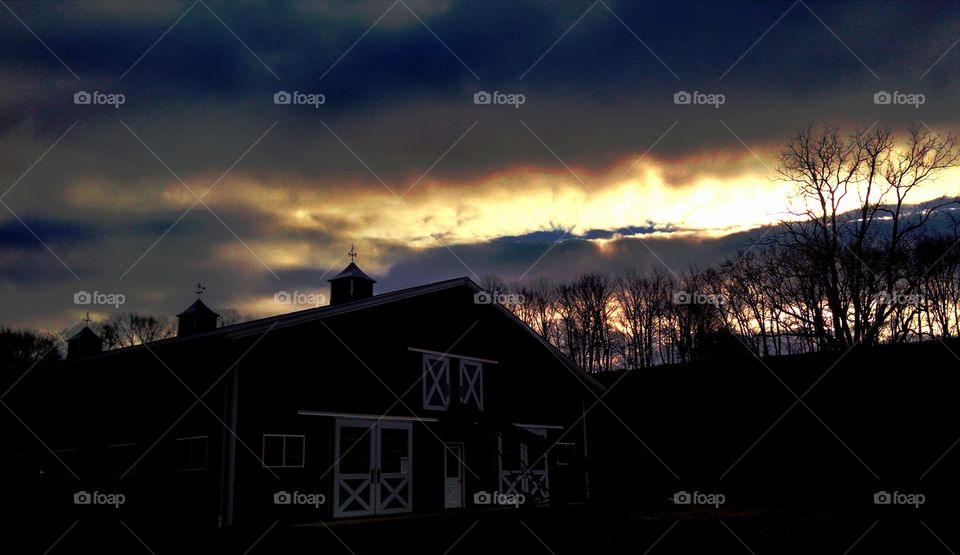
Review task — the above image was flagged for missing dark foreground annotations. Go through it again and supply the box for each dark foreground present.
[14,504,960,554]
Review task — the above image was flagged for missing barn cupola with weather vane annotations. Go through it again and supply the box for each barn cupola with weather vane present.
[67,313,103,359]
[176,283,220,337]
[328,245,376,305]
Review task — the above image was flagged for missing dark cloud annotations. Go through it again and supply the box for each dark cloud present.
[2,0,960,328]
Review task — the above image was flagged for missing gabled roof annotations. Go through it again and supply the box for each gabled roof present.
[328,262,376,283]
[48,276,604,391]
[68,326,101,341]
[227,276,605,391]
[226,277,474,338]
[176,299,219,317]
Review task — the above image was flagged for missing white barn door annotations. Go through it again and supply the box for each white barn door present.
[333,419,413,518]
[376,421,413,514]
[333,419,376,517]
[497,428,550,503]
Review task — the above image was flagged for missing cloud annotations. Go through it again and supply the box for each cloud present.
[3,0,960,329]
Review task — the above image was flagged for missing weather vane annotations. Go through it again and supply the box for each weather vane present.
[348,244,358,263]
[83,312,91,326]
[195,283,206,298]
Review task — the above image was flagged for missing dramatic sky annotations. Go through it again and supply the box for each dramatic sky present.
[2,0,960,331]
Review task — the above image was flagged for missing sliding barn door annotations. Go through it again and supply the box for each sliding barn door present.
[333,419,413,517]
[376,421,413,514]
[333,420,376,517]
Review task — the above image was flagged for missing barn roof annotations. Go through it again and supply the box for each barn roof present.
[176,298,219,317]
[49,276,603,391]
[328,262,376,283]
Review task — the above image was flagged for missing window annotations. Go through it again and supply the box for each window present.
[175,436,208,471]
[106,443,137,476]
[422,355,450,410]
[459,360,483,410]
[554,442,576,466]
[262,434,305,468]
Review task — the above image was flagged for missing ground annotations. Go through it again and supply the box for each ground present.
[20,504,958,554]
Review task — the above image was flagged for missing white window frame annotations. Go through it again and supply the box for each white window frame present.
[459,360,483,410]
[554,441,576,466]
[262,434,306,468]
[422,355,450,410]
[174,436,209,471]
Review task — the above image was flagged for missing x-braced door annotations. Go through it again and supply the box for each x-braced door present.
[334,419,413,517]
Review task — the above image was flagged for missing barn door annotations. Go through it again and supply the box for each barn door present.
[459,361,483,410]
[444,443,465,509]
[333,420,376,517]
[334,419,413,517]
[376,421,413,514]
[422,356,450,409]
[497,430,550,503]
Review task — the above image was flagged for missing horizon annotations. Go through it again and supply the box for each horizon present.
[3,1,960,331]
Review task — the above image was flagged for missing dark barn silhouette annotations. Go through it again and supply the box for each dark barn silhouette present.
[2,263,600,530]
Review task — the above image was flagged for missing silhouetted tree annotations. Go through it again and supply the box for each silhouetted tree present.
[0,327,61,388]
[95,313,175,350]
[775,124,960,348]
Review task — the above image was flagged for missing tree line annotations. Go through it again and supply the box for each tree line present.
[2,124,959,375]
[486,124,960,372]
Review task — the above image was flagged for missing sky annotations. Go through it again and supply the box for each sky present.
[2,0,960,331]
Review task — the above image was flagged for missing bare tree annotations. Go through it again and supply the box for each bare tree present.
[0,327,61,377]
[95,312,175,350]
[615,268,669,368]
[776,124,960,348]
[218,309,254,327]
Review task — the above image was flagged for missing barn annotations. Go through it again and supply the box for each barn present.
[4,261,601,528]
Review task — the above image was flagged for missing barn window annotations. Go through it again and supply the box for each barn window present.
[422,355,450,410]
[459,360,483,410]
[106,443,137,476]
[262,434,305,468]
[175,436,208,471]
